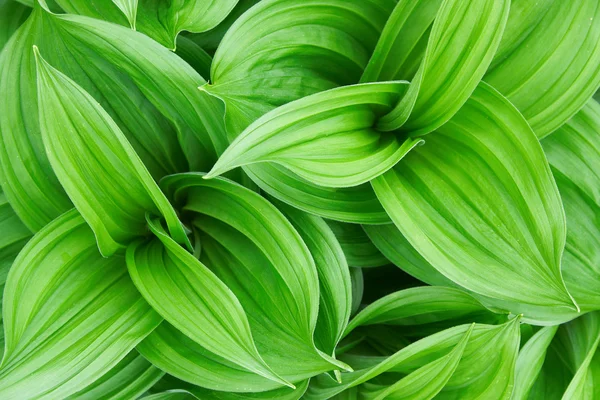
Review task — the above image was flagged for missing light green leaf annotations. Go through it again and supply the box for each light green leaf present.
[112,0,137,28]
[344,287,490,337]
[66,350,164,400]
[127,216,290,388]
[486,0,600,138]
[374,0,510,134]
[34,48,188,256]
[0,0,30,50]
[0,209,162,399]
[206,0,396,137]
[51,0,129,26]
[207,82,421,188]
[274,201,352,358]
[327,221,388,268]
[141,392,196,400]
[512,326,558,400]
[372,82,577,322]
[542,100,600,311]
[361,325,472,400]
[135,0,239,49]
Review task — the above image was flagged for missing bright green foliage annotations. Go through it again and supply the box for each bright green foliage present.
[1,1,600,399]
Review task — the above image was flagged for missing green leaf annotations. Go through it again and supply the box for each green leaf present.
[372,82,578,322]
[486,0,600,138]
[0,0,30,50]
[141,392,196,400]
[512,326,558,400]
[0,209,162,399]
[206,82,422,188]
[66,350,164,400]
[274,201,352,358]
[127,216,290,388]
[161,173,349,377]
[175,36,212,80]
[112,0,137,28]
[542,100,600,311]
[135,0,239,49]
[326,221,388,268]
[350,267,364,316]
[34,48,188,256]
[206,0,396,136]
[374,0,510,134]
[51,0,129,26]
[344,287,490,337]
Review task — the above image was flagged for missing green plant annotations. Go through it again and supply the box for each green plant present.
[1,0,600,399]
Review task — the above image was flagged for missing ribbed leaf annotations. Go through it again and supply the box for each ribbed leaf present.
[542,100,600,311]
[112,0,137,28]
[67,350,164,400]
[127,216,290,388]
[35,48,188,256]
[175,36,212,80]
[486,0,600,138]
[0,0,30,50]
[374,0,509,134]
[135,0,239,49]
[51,0,129,26]
[372,82,577,322]
[0,209,161,399]
[327,221,387,268]
[512,326,558,400]
[141,392,196,400]
[344,287,490,337]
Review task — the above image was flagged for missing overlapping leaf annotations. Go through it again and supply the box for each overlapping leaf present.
[327,221,387,268]
[35,49,188,256]
[486,0,600,138]
[372,83,577,323]
[0,210,161,399]
[0,0,30,50]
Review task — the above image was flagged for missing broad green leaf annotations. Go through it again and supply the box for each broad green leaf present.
[66,350,164,400]
[486,0,600,138]
[0,0,30,50]
[512,326,558,400]
[363,224,452,286]
[374,0,510,134]
[0,5,219,231]
[112,0,137,28]
[275,201,352,357]
[360,326,472,400]
[176,36,212,80]
[306,318,520,399]
[127,216,290,388]
[161,174,348,380]
[327,221,388,268]
[185,0,261,55]
[207,82,422,188]
[372,82,577,322]
[35,48,188,256]
[542,100,600,311]
[344,287,490,337]
[135,0,239,49]
[51,0,129,26]
[0,209,161,399]
[206,0,396,136]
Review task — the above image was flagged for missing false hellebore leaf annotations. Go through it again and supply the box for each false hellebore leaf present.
[0,0,30,50]
[371,0,510,134]
[34,49,188,256]
[326,220,388,268]
[372,83,578,323]
[486,0,600,138]
[0,210,162,399]
[206,82,422,188]
[542,100,600,312]
[159,174,350,386]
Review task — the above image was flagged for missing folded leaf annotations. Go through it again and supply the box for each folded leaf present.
[0,0,30,50]
[35,48,188,256]
[327,221,388,268]
[512,326,558,400]
[486,0,600,138]
[372,82,577,321]
[374,0,509,134]
[206,0,396,136]
[167,175,352,374]
[66,350,164,400]
[344,287,490,337]
[135,0,239,49]
[112,0,137,28]
[51,0,129,26]
[127,217,289,388]
[0,209,162,399]
[275,201,352,357]
[542,100,600,311]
